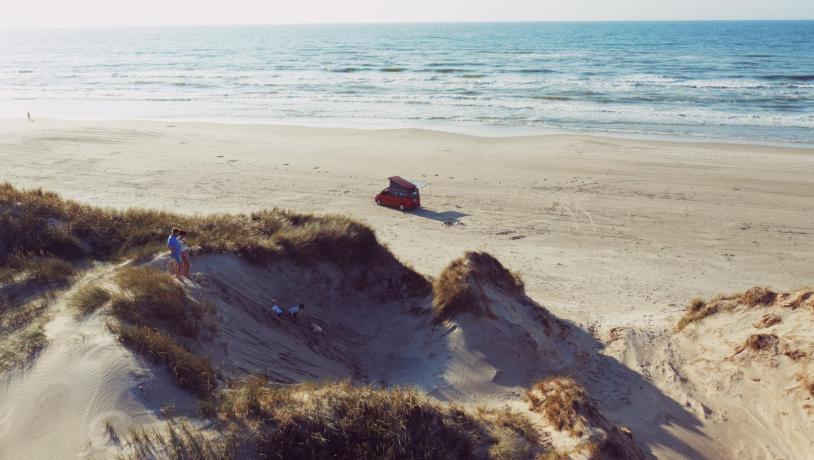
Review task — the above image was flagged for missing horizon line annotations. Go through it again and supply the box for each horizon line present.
[2,18,813,31]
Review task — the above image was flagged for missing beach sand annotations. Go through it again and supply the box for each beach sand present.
[3,118,814,458]
[2,118,811,325]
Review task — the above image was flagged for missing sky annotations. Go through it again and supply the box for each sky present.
[1,0,813,29]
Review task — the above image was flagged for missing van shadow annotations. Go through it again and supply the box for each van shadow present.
[409,208,469,225]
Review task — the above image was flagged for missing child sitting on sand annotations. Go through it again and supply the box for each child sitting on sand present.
[288,303,305,321]
[268,299,284,318]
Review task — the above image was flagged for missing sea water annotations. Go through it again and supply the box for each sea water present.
[0,21,812,144]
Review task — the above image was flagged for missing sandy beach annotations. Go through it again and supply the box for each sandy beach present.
[2,118,812,325]
[3,118,814,459]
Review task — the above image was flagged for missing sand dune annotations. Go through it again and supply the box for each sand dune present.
[1,121,814,458]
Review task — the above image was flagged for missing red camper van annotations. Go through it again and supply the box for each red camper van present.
[375,176,421,211]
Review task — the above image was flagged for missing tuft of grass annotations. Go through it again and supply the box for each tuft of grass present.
[676,296,737,331]
[479,406,547,460]
[796,374,814,397]
[741,287,777,307]
[432,251,524,321]
[122,419,231,460]
[111,323,216,398]
[740,333,779,353]
[525,377,645,460]
[216,379,485,459]
[112,267,203,337]
[525,377,596,435]
[104,418,120,444]
[68,283,111,316]
[753,313,781,329]
[212,378,561,459]
[0,321,47,373]
[26,257,75,285]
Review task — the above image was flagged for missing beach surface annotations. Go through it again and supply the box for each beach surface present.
[2,118,813,325]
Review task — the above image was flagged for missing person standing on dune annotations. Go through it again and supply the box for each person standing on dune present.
[167,227,183,279]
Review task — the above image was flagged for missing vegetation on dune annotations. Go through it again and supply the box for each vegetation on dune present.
[68,283,111,316]
[525,377,644,460]
[0,295,50,373]
[0,183,419,273]
[740,287,777,307]
[110,323,216,398]
[112,267,205,337]
[123,378,551,460]
[108,267,216,397]
[433,251,524,321]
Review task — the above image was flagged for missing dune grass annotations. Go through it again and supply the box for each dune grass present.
[123,419,231,460]
[68,283,111,316]
[525,377,644,460]
[112,267,204,338]
[216,379,486,459]
[111,323,216,398]
[740,287,777,307]
[0,183,407,270]
[0,321,47,374]
[139,378,549,460]
[433,251,524,321]
[107,266,216,397]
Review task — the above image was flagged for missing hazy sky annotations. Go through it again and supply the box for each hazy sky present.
[2,0,813,29]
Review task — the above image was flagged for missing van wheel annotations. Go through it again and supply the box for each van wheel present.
[376,199,382,206]
[399,204,405,211]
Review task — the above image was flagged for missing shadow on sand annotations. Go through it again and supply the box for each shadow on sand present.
[430,292,712,459]
[408,208,469,224]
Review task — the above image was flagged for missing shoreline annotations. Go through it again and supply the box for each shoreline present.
[4,116,814,152]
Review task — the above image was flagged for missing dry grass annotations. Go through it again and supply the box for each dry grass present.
[109,267,215,398]
[0,292,52,372]
[741,287,777,307]
[68,283,111,316]
[217,379,485,459]
[735,333,779,355]
[753,313,782,329]
[112,267,204,337]
[785,290,813,310]
[0,322,47,373]
[111,323,216,398]
[122,419,231,460]
[209,378,555,460]
[25,257,75,285]
[525,377,644,460]
[478,406,548,460]
[796,374,814,397]
[525,377,597,435]
[433,251,524,321]
[0,183,415,271]
[676,295,740,331]
[121,379,555,459]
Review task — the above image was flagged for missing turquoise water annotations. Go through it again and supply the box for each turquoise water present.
[1,21,812,144]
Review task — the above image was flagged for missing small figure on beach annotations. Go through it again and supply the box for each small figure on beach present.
[288,303,305,321]
[178,230,191,278]
[26,112,33,121]
[167,227,184,279]
[269,299,284,318]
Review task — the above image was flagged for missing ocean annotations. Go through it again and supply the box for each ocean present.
[0,21,812,145]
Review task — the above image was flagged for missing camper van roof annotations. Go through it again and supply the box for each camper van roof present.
[388,176,417,190]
